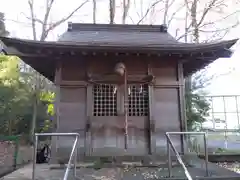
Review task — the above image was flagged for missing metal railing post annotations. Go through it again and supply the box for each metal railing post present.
[73,146,77,177]
[63,135,78,180]
[166,132,209,180]
[167,139,172,177]
[203,133,209,176]
[32,135,38,180]
[166,133,193,180]
[32,133,80,180]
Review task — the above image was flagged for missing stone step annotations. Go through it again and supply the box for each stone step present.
[50,161,180,169]
[55,155,185,163]
[51,155,189,169]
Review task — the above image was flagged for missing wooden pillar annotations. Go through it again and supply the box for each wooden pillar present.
[50,60,62,164]
[86,84,93,155]
[178,61,187,154]
[148,63,156,154]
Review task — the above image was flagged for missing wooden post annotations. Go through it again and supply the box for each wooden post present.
[148,63,155,154]
[178,61,187,154]
[124,69,128,150]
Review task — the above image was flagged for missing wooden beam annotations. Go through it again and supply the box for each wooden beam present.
[59,80,88,87]
[154,81,183,88]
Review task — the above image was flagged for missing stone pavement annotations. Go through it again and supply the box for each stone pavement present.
[1,163,240,180]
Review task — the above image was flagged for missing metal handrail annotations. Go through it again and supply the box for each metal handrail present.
[166,132,208,179]
[166,134,193,180]
[32,133,80,180]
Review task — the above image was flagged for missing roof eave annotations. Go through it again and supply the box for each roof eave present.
[0,36,238,53]
[0,36,238,79]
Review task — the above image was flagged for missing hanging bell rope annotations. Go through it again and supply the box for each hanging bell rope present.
[124,69,128,150]
[114,62,128,150]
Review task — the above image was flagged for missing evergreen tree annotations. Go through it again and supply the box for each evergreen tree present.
[185,72,211,130]
[0,12,9,37]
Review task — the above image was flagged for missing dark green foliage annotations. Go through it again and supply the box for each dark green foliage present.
[185,72,211,131]
[0,55,54,139]
[186,91,210,130]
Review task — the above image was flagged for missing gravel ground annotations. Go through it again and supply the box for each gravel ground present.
[217,162,240,173]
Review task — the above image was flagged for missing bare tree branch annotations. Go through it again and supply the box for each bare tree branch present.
[167,3,185,27]
[122,0,131,24]
[177,9,239,42]
[196,0,218,27]
[161,0,175,25]
[176,22,192,41]
[21,12,44,24]
[40,0,54,41]
[199,21,239,33]
[193,65,235,90]
[28,0,37,40]
[201,21,239,42]
[41,0,89,41]
[128,16,135,24]
[163,0,169,24]
[137,0,164,24]
[175,28,180,38]
[184,2,189,42]
[140,0,143,17]
[26,0,88,41]
[109,0,116,24]
[184,0,191,12]
[93,0,97,23]
[200,10,240,27]
[191,0,199,42]
[133,0,141,21]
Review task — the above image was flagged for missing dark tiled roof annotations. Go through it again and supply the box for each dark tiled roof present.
[55,23,236,52]
[58,30,180,46]
[58,23,179,46]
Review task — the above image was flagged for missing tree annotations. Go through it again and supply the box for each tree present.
[27,0,89,41]
[177,0,239,42]
[109,0,116,24]
[0,55,52,137]
[121,0,239,130]
[24,0,89,142]
[122,0,131,24]
[93,0,97,23]
[182,0,238,130]
[0,12,9,37]
[185,73,211,130]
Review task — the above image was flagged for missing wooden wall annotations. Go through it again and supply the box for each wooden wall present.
[150,60,184,154]
[51,56,185,161]
[51,60,87,162]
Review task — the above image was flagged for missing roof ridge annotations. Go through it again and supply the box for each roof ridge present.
[67,22,168,33]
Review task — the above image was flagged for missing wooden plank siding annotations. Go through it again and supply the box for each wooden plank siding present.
[151,60,182,154]
[52,56,185,161]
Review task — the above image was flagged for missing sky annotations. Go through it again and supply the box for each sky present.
[1,0,240,127]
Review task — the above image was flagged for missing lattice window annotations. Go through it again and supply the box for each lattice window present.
[128,84,149,116]
[93,84,117,116]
